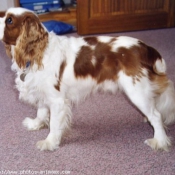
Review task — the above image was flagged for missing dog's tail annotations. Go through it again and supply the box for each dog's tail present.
[153,58,166,75]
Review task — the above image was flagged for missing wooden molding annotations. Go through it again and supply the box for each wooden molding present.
[0,11,5,17]
[15,0,20,7]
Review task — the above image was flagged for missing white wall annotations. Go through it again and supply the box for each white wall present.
[0,0,15,11]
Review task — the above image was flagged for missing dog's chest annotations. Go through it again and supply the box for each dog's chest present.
[15,71,47,106]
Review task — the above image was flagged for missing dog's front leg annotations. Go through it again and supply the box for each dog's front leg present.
[36,98,71,151]
[23,106,49,131]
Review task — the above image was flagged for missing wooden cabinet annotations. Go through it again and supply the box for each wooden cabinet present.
[77,0,175,35]
[38,7,76,26]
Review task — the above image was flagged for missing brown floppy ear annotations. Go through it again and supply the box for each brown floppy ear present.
[14,13,48,69]
[4,44,12,59]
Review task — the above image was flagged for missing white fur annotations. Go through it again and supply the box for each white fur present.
[156,80,175,125]
[0,8,175,151]
[111,36,139,52]
[98,36,113,43]
[154,58,166,74]
[118,70,172,150]
[7,7,34,15]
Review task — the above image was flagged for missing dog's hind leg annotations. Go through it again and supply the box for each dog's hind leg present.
[155,80,175,126]
[128,91,171,151]
[119,72,171,151]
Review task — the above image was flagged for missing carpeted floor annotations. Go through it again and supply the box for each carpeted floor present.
[0,28,175,175]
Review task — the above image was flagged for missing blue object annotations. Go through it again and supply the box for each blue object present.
[26,61,31,68]
[20,0,65,14]
[20,0,64,5]
[42,20,74,35]
[21,3,62,13]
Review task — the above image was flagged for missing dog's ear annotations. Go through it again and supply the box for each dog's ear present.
[4,44,12,59]
[14,13,48,69]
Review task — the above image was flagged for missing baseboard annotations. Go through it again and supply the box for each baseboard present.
[0,11,5,17]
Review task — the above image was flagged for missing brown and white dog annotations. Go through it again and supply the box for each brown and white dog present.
[0,7,175,151]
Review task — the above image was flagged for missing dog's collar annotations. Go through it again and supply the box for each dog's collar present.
[20,61,31,81]
[26,61,31,68]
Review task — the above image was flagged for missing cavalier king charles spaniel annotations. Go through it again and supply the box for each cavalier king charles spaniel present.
[0,7,175,151]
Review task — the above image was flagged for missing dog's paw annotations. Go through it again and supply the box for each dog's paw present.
[144,137,171,151]
[23,117,45,131]
[36,135,59,151]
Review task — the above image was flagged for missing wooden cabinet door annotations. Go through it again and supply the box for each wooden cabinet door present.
[77,0,175,35]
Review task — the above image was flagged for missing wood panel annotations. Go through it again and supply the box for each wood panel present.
[77,0,175,35]
[90,0,167,16]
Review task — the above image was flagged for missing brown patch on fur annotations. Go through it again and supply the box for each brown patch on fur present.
[149,72,169,94]
[3,13,22,45]
[116,42,165,84]
[74,46,94,77]
[55,61,67,91]
[3,12,48,69]
[74,42,120,83]
[116,47,141,76]
[139,41,162,69]
[75,37,166,85]
[117,43,162,76]
[4,44,12,59]
[84,37,98,45]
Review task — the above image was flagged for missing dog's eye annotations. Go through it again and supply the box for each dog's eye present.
[6,17,13,24]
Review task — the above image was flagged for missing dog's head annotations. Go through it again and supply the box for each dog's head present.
[0,7,48,69]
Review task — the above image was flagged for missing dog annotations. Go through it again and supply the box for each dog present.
[0,7,175,151]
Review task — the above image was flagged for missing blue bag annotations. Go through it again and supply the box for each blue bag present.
[42,20,74,35]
